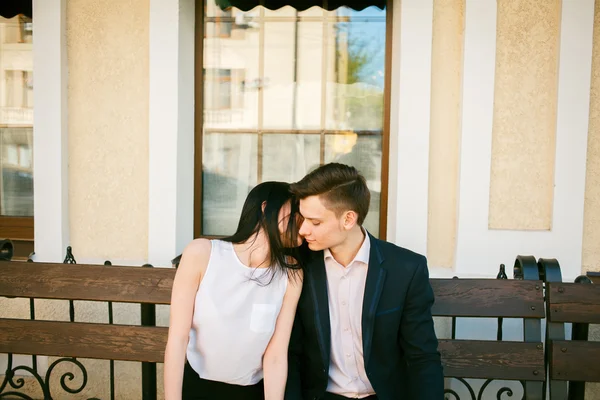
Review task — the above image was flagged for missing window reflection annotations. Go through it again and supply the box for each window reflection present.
[201,1,386,236]
[0,16,34,217]
[202,133,258,235]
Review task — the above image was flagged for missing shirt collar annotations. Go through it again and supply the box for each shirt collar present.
[324,228,370,266]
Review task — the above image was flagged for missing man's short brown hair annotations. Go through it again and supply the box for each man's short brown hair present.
[291,163,370,225]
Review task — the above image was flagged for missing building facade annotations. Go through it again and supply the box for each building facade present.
[1,0,599,398]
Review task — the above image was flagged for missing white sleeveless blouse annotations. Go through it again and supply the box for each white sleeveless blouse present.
[186,239,288,385]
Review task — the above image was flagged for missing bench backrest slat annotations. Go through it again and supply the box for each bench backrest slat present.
[0,318,545,381]
[546,282,600,323]
[440,339,544,381]
[431,279,545,318]
[0,264,545,319]
[550,340,600,382]
[0,318,167,363]
[0,261,175,304]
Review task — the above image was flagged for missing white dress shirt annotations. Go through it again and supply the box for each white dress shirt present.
[324,232,376,398]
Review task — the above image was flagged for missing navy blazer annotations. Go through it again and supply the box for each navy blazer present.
[285,233,444,400]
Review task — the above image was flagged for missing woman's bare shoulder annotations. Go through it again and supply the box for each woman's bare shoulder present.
[177,239,213,277]
[183,238,212,256]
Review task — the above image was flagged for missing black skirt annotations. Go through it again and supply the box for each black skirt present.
[182,362,265,400]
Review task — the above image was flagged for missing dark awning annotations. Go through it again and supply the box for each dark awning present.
[0,0,32,19]
[215,0,384,11]
[0,0,382,19]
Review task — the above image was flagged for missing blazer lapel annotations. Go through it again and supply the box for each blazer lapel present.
[307,253,331,370]
[362,234,386,367]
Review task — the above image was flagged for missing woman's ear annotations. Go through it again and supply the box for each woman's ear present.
[261,201,267,213]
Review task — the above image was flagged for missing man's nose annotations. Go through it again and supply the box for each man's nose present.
[299,220,309,236]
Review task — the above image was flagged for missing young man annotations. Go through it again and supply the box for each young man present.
[286,163,443,400]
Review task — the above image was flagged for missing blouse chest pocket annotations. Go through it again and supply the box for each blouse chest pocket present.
[250,303,277,333]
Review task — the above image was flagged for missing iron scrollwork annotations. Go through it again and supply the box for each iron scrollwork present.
[0,353,101,400]
[477,378,521,400]
[444,377,477,399]
[444,370,525,399]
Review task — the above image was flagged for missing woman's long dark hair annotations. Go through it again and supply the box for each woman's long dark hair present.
[222,181,304,281]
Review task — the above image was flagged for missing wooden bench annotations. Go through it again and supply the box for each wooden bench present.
[432,256,546,400]
[539,258,600,400]
[0,257,546,399]
[0,261,173,400]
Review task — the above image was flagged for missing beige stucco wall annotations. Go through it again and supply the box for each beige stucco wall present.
[426,0,562,265]
[582,1,600,399]
[584,0,600,276]
[488,0,560,231]
[66,0,151,397]
[67,0,150,262]
[427,0,465,269]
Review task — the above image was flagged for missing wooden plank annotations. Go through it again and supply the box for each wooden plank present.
[431,279,545,318]
[550,340,600,382]
[586,271,600,284]
[0,216,34,240]
[439,339,545,381]
[10,239,34,260]
[0,261,175,304]
[547,282,600,323]
[0,318,167,363]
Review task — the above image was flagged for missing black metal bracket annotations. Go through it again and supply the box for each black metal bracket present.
[63,246,77,264]
[0,239,14,261]
[537,257,565,400]
[513,255,539,281]
[141,264,157,400]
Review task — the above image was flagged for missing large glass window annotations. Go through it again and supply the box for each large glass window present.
[197,0,389,237]
[0,15,34,244]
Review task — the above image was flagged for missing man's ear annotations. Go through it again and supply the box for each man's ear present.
[342,210,358,230]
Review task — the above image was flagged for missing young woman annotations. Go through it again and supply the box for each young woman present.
[164,181,304,400]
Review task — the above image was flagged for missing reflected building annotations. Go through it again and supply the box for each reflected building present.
[201,2,386,235]
[0,16,34,218]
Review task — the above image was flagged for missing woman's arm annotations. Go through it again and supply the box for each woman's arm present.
[263,270,303,400]
[164,239,211,400]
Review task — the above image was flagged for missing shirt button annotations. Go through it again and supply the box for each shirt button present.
[344,327,350,332]
[346,353,351,358]
[342,301,347,306]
